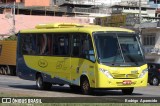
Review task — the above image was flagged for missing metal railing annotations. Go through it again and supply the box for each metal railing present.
[64,0,96,5]
[74,7,110,14]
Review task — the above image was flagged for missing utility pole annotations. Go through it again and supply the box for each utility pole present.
[12,1,16,35]
[139,0,142,42]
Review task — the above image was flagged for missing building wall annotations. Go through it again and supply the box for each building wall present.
[121,0,148,6]
[142,28,160,63]
[24,0,50,6]
[148,0,160,8]
[53,0,121,6]
[0,14,89,38]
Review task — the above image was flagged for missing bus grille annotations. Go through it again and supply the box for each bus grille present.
[112,74,139,79]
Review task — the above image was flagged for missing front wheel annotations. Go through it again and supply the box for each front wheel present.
[81,78,92,95]
[36,75,52,90]
[122,88,134,95]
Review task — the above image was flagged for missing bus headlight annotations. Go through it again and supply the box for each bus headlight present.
[99,68,113,78]
[139,68,148,78]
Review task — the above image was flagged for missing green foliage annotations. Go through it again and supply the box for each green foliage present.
[4,35,17,41]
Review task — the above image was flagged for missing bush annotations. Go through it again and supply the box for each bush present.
[4,35,17,41]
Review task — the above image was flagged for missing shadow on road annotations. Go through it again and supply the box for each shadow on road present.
[9,84,143,96]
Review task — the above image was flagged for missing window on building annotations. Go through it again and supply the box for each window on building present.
[149,0,160,4]
[143,34,156,46]
[20,0,25,3]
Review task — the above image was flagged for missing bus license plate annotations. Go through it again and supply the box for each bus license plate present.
[122,80,132,85]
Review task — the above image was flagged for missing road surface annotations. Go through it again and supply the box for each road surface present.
[0,75,160,97]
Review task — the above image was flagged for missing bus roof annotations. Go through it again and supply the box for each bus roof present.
[20,23,135,34]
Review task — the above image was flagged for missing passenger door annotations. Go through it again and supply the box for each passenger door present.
[54,34,71,82]
[70,33,96,87]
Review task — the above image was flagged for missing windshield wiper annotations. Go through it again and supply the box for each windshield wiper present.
[112,35,125,65]
[112,49,120,65]
[125,54,138,65]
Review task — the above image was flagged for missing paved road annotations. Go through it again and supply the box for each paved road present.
[0,75,160,97]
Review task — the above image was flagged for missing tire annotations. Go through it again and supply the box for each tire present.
[152,77,159,86]
[0,67,2,74]
[2,66,8,75]
[122,88,134,95]
[80,77,92,95]
[1,67,6,75]
[36,75,52,90]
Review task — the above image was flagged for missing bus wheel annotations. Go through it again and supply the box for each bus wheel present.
[152,76,159,86]
[1,67,6,75]
[0,67,2,74]
[36,75,52,90]
[122,88,134,95]
[80,77,92,95]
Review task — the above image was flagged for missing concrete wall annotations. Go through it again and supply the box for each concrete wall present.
[0,14,89,38]
[24,0,50,6]
[142,28,160,63]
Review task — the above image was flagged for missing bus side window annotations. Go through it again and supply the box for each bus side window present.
[22,34,32,55]
[54,34,69,56]
[52,34,58,55]
[80,34,95,62]
[72,34,80,57]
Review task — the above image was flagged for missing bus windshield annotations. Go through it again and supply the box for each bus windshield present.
[94,32,145,65]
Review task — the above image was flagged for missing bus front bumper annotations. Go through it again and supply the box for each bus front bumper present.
[96,76,148,88]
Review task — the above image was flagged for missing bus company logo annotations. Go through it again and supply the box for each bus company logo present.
[2,98,11,103]
[125,74,128,78]
[38,59,48,68]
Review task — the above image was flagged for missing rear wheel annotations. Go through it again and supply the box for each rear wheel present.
[122,88,134,95]
[81,77,92,95]
[36,75,52,90]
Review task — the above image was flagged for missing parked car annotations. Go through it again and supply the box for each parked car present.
[147,63,160,86]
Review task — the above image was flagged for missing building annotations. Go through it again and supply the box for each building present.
[94,5,156,29]
[148,0,160,8]
[120,0,148,6]
[0,0,90,36]
[139,21,160,63]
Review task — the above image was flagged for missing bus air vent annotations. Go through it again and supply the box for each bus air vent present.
[35,23,83,29]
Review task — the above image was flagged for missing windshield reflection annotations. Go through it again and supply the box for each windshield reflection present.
[94,32,145,65]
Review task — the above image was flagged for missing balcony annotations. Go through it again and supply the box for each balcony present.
[64,0,96,5]
[74,7,110,14]
[112,10,123,14]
